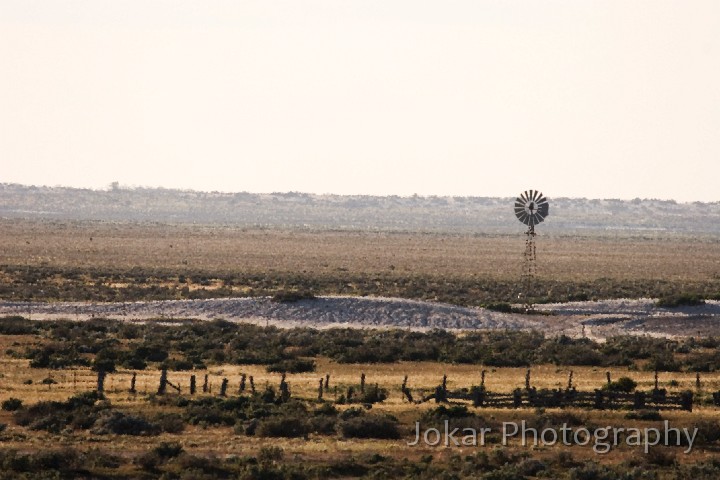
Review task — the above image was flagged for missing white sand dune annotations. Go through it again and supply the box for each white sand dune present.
[0,296,542,331]
[1,296,719,339]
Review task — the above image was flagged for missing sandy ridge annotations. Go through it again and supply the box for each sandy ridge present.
[1,297,719,339]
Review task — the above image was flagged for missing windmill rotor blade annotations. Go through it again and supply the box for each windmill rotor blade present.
[538,203,549,217]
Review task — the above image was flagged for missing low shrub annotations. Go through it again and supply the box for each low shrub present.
[160,358,194,371]
[1,398,22,411]
[271,290,317,303]
[91,411,160,436]
[626,410,662,421]
[657,294,705,308]
[604,376,637,393]
[266,358,316,374]
[154,442,183,459]
[14,391,105,433]
[339,413,400,439]
[154,413,185,433]
[256,416,308,438]
[568,462,621,480]
[0,316,36,335]
[26,343,89,369]
[257,446,284,463]
[482,302,513,313]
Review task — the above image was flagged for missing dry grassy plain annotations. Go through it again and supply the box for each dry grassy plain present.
[2,218,720,282]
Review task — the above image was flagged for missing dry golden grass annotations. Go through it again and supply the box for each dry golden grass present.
[2,359,719,464]
[4,358,720,411]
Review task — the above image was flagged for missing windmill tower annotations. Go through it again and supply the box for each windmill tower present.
[514,190,549,312]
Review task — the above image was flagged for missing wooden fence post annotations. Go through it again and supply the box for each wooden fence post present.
[594,389,604,409]
[633,391,646,410]
[325,374,330,392]
[220,378,228,397]
[97,369,106,394]
[240,374,246,393]
[606,372,611,386]
[525,369,531,390]
[654,370,659,391]
[472,386,485,407]
[129,372,136,394]
[360,373,366,394]
[513,388,522,408]
[249,376,255,394]
[680,391,693,412]
[481,370,486,388]
[567,371,573,390]
[158,368,168,395]
[190,375,196,395]
[279,374,290,402]
[318,378,324,400]
[401,375,414,403]
[203,374,209,393]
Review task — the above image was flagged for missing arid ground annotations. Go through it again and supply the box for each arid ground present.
[1,217,720,478]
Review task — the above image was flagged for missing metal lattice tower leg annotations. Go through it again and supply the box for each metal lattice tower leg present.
[522,224,536,312]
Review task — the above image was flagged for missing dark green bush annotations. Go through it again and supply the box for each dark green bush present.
[13,391,105,433]
[0,317,36,335]
[258,446,284,463]
[482,302,513,313]
[266,358,316,374]
[604,377,637,393]
[256,416,309,438]
[160,358,194,371]
[645,353,682,372]
[568,462,623,480]
[154,442,183,459]
[346,384,388,404]
[154,413,185,433]
[657,293,705,308]
[1,398,22,411]
[271,290,317,303]
[26,343,89,369]
[339,413,400,439]
[92,348,117,372]
[91,411,160,436]
[625,410,662,421]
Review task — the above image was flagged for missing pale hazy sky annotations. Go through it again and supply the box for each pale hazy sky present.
[1,1,718,201]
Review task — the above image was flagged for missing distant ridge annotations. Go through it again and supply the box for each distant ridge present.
[1,183,718,235]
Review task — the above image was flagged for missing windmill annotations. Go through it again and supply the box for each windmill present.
[514,190,549,311]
